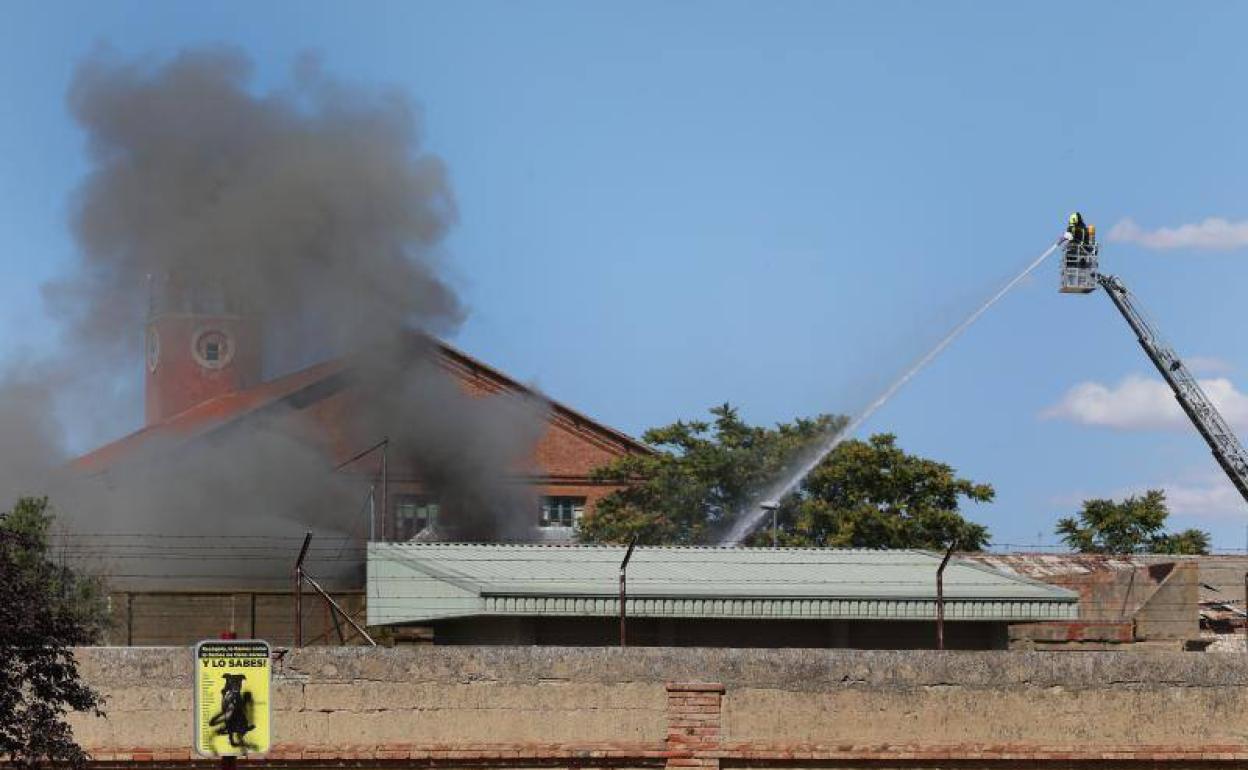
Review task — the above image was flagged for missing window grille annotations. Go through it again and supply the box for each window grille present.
[394,495,439,540]
[539,496,585,528]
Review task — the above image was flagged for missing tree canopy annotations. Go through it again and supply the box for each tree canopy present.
[1,497,105,769]
[579,404,993,550]
[1054,490,1211,555]
[784,433,992,550]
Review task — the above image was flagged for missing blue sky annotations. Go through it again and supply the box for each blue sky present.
[4,1,1248,548]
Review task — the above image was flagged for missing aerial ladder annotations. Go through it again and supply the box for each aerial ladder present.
[1060,229,1248,504]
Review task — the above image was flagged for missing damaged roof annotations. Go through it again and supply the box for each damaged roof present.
[962,553,1152,579]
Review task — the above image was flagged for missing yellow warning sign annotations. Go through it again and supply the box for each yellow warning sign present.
[193,640,272,757]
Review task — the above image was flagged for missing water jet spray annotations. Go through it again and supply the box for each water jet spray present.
[722,241,1061,546]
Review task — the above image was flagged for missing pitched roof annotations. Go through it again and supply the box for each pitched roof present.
[366,543,1079,625]
[73,358,348,472]
[73,338,649,473]
[430,339,651,459]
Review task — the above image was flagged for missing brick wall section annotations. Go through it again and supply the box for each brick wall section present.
[665,683,724,770]
[996,560,1198,646]
[304,366,640,532]
[1010,620,1135,647]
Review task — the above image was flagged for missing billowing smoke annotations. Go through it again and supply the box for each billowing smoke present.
[59,46,460,374]
[0,47,546,586]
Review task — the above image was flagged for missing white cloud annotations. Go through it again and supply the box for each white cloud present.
[1108,217,1248,250]
[1042,374,1248,431]
[1055,473,1246,522]
[1161,473,1247,520]
[1184,356,1234,376]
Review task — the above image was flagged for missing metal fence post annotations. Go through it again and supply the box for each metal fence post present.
[294,532,312,647]
[619,536,638,647]
[936,543,956,651]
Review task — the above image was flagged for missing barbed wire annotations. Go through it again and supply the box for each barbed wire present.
[38,532,1248,553]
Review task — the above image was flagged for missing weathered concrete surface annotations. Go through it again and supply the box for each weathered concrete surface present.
[72,646,668,751]
[70,646,1248,756]
[974,556,1201,648]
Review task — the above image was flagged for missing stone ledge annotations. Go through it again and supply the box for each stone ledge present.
[76,646,1248,691]
[666,682,725,693]
[82,741,1248,764]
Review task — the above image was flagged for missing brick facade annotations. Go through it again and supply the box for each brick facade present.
[665,683,724,770]
[79,338,651,538]
[144,312,263,425]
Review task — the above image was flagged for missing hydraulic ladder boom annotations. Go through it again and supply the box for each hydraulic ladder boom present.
[1096,273,1248,504]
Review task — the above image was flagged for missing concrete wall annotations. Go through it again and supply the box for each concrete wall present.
[1135,562,1199,640]
[1006,561,1199,649]
[70,646,1248,768]
[1139,554,1248,599]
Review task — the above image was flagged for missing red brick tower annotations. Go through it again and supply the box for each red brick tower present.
[144,276,261,425]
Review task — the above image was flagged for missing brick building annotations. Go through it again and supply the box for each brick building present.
[964,553,1202,650]
[74,293,651,544]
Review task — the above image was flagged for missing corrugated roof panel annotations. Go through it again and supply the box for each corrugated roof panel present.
[372,543,1072,598]
[467,595,1075,621]
[368,543,1077,625]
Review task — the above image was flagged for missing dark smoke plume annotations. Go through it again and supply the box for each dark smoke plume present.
[0,47,546,586]
[58,47,461,370]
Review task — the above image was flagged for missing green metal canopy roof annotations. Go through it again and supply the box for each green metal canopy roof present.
[367,543,1078,626]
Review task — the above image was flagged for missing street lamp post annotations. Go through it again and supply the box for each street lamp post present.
[760,501,780,548]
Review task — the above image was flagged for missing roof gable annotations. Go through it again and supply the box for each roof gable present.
[74,338,649,473]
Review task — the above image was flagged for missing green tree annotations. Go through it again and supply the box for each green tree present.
[1151,528,1212,556]
[580,404,844,544]
[0,497,110,638]
[1054,490,1210,555]
[785,433,993,550]
[1,497,105,768]
[580,406,993,550]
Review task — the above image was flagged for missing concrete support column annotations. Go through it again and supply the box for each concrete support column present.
[665,682,724,770]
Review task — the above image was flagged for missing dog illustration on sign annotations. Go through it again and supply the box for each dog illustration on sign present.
[208,674,257,749]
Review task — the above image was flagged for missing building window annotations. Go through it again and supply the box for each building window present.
[394,495,439,540]
[539,496,586,529]
[192,329,234,369]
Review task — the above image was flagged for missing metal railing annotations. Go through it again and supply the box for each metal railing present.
[1059,242,1099,294]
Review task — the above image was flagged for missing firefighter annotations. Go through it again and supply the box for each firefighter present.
[1064,212,1089,247]
[1062,212,1094,268]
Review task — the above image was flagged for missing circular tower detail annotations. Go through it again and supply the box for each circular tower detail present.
[144,313,260,425]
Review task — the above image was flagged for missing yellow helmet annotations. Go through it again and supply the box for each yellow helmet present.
[1069,212,1081,225]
